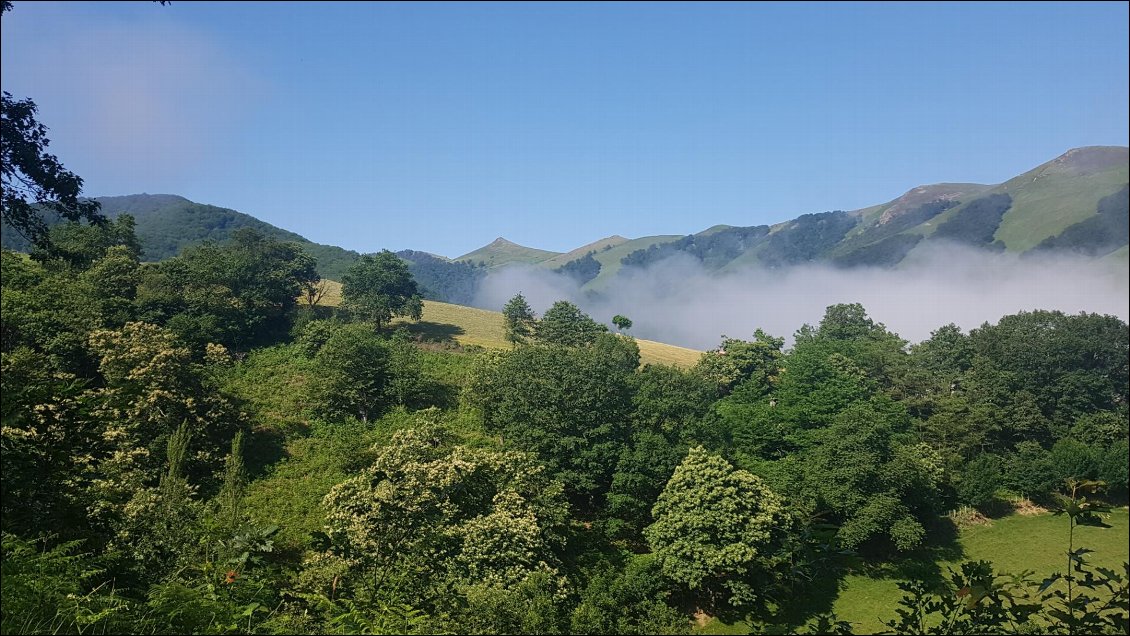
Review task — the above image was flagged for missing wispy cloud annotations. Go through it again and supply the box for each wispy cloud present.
[1,4,263,189]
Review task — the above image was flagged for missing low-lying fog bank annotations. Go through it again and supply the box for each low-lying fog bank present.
[473,243,1130,349]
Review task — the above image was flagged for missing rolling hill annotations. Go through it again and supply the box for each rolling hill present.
[0,193,365,280]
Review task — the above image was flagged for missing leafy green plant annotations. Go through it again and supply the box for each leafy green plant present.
[883,560,1041,635]
[0,534,128,635]
[883,479,1130,635]
[1038,479,1129,635]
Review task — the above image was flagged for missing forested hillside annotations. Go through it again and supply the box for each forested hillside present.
[0,194,364,280]
[3,218,1127,635]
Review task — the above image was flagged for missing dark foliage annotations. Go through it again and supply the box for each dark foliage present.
[1031,184,1129,256]
[832,232,923,268]
[1,92,104,249]
[397,249,485,304]
[555,251,602,286]
[620,225,771,270]
[930,193,1012,248]
[756,211,858,268]
[832,199,958,268]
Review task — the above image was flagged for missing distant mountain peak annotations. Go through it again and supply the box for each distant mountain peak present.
[455,237,561,267]
[1037,146,1129,178]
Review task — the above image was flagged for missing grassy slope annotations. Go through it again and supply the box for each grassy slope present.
[907,148,1128,249]
[582,234,685,291]
[314,283,701,367]
[700,508,1130,635]
[398,300,703,368]
[538,235,629,269]
[995,162,1129,251]
[454,238,561,269]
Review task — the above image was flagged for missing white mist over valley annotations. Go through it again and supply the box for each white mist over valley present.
[474,243,1130,349]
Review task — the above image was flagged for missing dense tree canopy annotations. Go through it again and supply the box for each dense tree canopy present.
[534,300,609,347]
[646,446,788,610]
[342,250,423,330]
[320,424,569,608]
[137,228,318,350]
[1,193,1127,635]
[466,336,637,509]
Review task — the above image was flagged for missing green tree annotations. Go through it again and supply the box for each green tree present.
[32,215,141,269]
[605,429,684,541]
[534,300,608,347]
[384,329,426,408]
[319,424,569,611]
[612,314,632,333]
[695,330,784,396]
[958,453,1003,510]
[311,323,391,423]
[466,341,634,508]
[571,554,688,635]
[968,310,1128,429]
[85,322,242,496]
[1,89,104,249]
[797,404,942,551]
[645,446,788,610]
[631,363,719,439]
[448,571,569,635]
[136,229,319,350]
[341,250,423,330]
[502,292,536,346]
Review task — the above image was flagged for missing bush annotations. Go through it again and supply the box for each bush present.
[958,453,1003,510]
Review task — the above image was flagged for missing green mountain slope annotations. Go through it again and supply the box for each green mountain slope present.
[993,146,1129,251]
[583,234,685,291]
[826,184,992,266]
[455,237,561,269]
[897,146,1129,260]
[99,194,364,280]
[4,146,1122,303]
[538,235,629,269]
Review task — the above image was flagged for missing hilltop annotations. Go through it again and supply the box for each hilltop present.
[455,237,562,269]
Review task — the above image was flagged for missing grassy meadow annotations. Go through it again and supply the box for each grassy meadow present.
[700,507,1130,634]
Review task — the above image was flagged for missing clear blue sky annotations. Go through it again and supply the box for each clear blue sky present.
[3,1,1127,257]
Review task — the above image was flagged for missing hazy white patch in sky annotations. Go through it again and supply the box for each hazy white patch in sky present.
[0,5,262,189]
[474,245,1129,350]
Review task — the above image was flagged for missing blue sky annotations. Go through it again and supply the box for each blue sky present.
[2,1,1127,257]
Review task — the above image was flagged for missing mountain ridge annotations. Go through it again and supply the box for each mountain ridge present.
[2,146,1125,300]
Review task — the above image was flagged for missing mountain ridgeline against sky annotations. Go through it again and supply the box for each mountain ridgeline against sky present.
[454,146,1129,286]
[1,146,1126,307]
